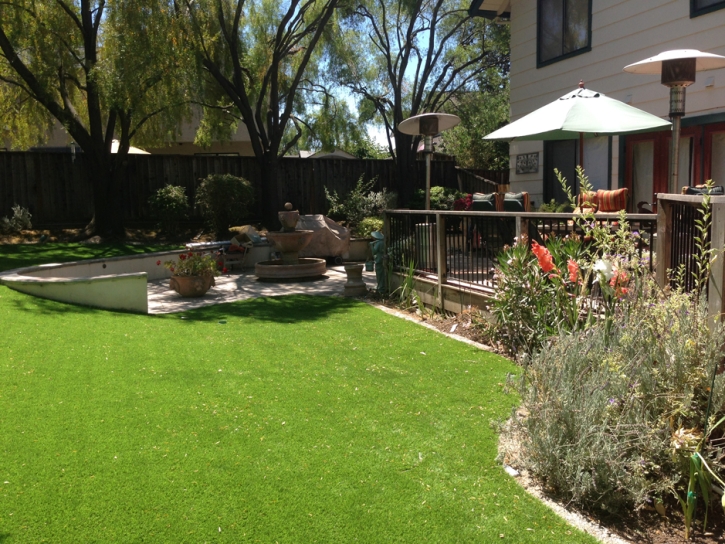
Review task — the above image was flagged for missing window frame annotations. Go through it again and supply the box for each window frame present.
[691,0,725,18]
[536,0,592,68]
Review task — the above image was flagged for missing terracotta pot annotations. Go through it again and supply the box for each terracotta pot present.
[169,275,215,297]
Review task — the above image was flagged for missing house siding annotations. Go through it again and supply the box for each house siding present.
[506,0,725,205]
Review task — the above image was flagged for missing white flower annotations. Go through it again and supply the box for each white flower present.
[593,259,614,281]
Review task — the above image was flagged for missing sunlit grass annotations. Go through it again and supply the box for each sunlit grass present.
[0,245,597,542]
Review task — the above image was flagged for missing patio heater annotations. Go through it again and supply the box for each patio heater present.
[624,50,725,194]
[397,113,460,210]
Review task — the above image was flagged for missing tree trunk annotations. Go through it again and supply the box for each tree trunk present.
[394,133,417,208]
[260,152,281,230]
[83,153,126,239]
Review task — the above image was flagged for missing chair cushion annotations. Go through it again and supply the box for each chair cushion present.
[577,191,598,210]
[684,185,725,196]
[471,192,497,211]
[596,188,628,212]
[500,192,530,212]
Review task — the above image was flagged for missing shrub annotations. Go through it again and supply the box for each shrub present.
[357,217,383,239]
[0,204,32,234]
[149,185,189,234]
[487,167,647,356]
[517,283,725,515]
[537,199,571,213]
[410,186,465,210]
[195,174,254,239]
[324,175,396,235]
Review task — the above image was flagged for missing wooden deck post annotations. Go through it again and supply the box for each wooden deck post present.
[709,201,725,320]
[656,198,673,290]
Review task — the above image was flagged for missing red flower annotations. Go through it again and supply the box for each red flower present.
[453,194,473,211]
[188,252,195,257]
[531,241,556,274]
[567,259,579,283]
[222,267,228,274]
[156,260,161,266]
[217,261,224,267]
[179,254,186,261]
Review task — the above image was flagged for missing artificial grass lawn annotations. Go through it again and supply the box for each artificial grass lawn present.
[0,282,597,542]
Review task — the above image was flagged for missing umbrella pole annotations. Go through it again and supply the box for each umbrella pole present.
[579,132,584,170]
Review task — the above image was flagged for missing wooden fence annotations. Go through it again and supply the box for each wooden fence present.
[0,152,470,226]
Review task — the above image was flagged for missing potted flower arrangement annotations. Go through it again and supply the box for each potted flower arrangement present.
[159,251,220,297]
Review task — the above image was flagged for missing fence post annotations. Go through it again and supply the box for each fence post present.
[709,200,725,320]
[436,213,447,310]
[656,198,673,290]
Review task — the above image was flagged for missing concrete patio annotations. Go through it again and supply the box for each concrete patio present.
[147,265,379,314]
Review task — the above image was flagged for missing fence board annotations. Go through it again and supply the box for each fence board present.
[0,152,504,226]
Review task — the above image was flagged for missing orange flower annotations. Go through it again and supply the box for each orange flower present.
[609,270,630,297]
[567,259,579,283]
[531,241,556,273]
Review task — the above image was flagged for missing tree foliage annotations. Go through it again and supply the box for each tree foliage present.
[0,0,189,236]
[438,75,510,170]
[179,0,343,223]
[331,0,509,203]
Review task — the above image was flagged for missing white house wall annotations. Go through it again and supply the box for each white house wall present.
[507,0,725,203]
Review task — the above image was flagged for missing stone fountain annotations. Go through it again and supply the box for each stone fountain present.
[255,203,327,280]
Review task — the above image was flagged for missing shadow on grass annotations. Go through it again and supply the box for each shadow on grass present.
[178,294,365,324]
[0,533,11,542]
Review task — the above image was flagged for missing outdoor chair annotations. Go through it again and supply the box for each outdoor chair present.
[574,188,629,214]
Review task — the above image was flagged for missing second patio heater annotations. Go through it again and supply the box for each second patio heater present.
[624,50,725,193]
[398,113,460,210]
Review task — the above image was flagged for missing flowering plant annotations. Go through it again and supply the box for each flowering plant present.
[453,193,473,211]
[159,251,220,277]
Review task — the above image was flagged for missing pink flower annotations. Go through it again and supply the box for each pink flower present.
[567,259,579,283]
[531,241,556,274]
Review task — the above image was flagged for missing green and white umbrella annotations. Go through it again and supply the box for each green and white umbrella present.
[484,86,671,168]
[484,86,671,144]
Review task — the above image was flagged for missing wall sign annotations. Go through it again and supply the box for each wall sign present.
[516,152,539,174]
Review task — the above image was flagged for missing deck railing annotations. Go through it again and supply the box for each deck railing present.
[385,198,725,319]
[383,209,658,309]
[656,194,725,318]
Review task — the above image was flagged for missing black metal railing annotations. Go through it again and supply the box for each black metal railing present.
[385,210,658,294]
[669,202,705,292]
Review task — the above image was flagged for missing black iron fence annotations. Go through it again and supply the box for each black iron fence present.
[385,210,658,296]
[655,194,725,316]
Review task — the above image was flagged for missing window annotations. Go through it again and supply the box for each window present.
[537,0,591,67]
[691,0,725,17]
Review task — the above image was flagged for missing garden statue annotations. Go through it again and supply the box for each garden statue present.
[370,231,386,292]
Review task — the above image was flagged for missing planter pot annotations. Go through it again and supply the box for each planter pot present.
[169,275,216,297]
[346,238,373,261]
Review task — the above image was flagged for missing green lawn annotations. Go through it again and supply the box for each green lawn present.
[0,246,597,542]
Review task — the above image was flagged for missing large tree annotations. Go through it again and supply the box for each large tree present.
[333,0,509,205]
[0,0,188,237]
[180,0,343,225]
[439,74,510,171]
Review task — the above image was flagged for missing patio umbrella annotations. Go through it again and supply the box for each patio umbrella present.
[111,139,150,154]
[484,84,671,164]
